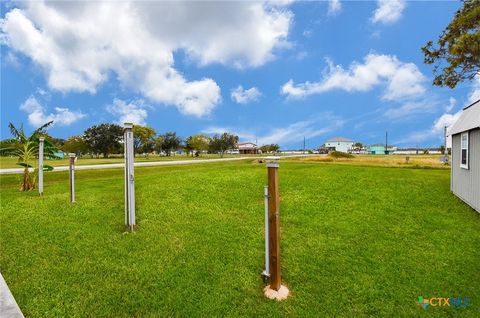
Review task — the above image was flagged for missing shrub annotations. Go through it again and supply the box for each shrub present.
[329,151,355,159]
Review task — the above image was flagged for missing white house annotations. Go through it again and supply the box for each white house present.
[324,137,354,153]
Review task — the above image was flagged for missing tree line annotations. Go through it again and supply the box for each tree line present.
[1,123,280,159]
[60,123,244,158]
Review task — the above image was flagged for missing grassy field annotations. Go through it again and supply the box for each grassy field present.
[297,154,450,169]
[1,160,478,317]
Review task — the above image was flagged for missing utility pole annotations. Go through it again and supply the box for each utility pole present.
[385,131,388,155]
[303,136,306,154]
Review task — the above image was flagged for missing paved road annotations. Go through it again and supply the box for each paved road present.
[0,155,310,175]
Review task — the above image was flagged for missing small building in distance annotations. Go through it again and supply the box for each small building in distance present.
[448,99,480,213]
[394,148,420,155]
[237,142,257,154]
[368,144,397,155]
[324,137,354,153]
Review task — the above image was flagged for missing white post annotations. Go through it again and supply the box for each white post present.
[263,185,270,280]
[69,153,76,203]
[124,123,135,231]
[38,137,44,195]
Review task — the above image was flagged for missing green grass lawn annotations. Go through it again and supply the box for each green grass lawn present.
[1,161,479,317]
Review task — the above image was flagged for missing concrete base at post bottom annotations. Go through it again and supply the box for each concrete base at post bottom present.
[264,284,289,301]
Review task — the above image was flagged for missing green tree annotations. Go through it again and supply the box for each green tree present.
[0,139,15,150]
[185,134,211,156]
[439,145,446,154]
[259,144,280,153]
[0,121,58,191]
[133,125,156,155]
[83,123,123,158]
[154,136,164,154]
[37,133,66,148]
[353,142,363,153]
[209,133,239,158]
[161,132,182,156]
[422,0,480,88]
[62,136,89,155]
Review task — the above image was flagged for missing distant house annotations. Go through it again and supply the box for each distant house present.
[368,144,396,155]
[237,142,257,154]
[448,99,480,213]
[324,137,354,153]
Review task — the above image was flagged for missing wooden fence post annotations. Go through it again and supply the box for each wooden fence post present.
[264,156,289,300]
[267,160,281,290]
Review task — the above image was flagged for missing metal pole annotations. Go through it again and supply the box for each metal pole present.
[444,125,448,154]
[385,131,388,154]
[262,185,270,280]
[267,157,281,291]
[69,153,76,203]
[38,137,44,195]
[124,123,135,231]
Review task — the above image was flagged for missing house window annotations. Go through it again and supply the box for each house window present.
[460,132,469,169]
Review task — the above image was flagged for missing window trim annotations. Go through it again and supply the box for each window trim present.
[460,131,469,170]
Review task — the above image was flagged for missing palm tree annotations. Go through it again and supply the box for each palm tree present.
[1,121,58,191]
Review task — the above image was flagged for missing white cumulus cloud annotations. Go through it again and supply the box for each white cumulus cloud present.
[328,0,342,16]
[106,99,148,126]
[1,1,292,117]
[395,110,461,146]
[395,85,480,146]
[20,96,85,126]
[231,86,262,104]
[281,53,425,101]
[371,0,406,25]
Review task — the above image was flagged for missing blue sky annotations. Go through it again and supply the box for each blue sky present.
[1,1,479,149]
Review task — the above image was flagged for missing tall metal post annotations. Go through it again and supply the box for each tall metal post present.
[38,137,44,195]
[444,125,448,154]
[124,123,136,231]
[267,157,281,291]
[262,185,270,280]
[69,153,76,203]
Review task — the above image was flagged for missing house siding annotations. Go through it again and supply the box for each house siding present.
[325,141,353,153]
[451,128,480,212]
